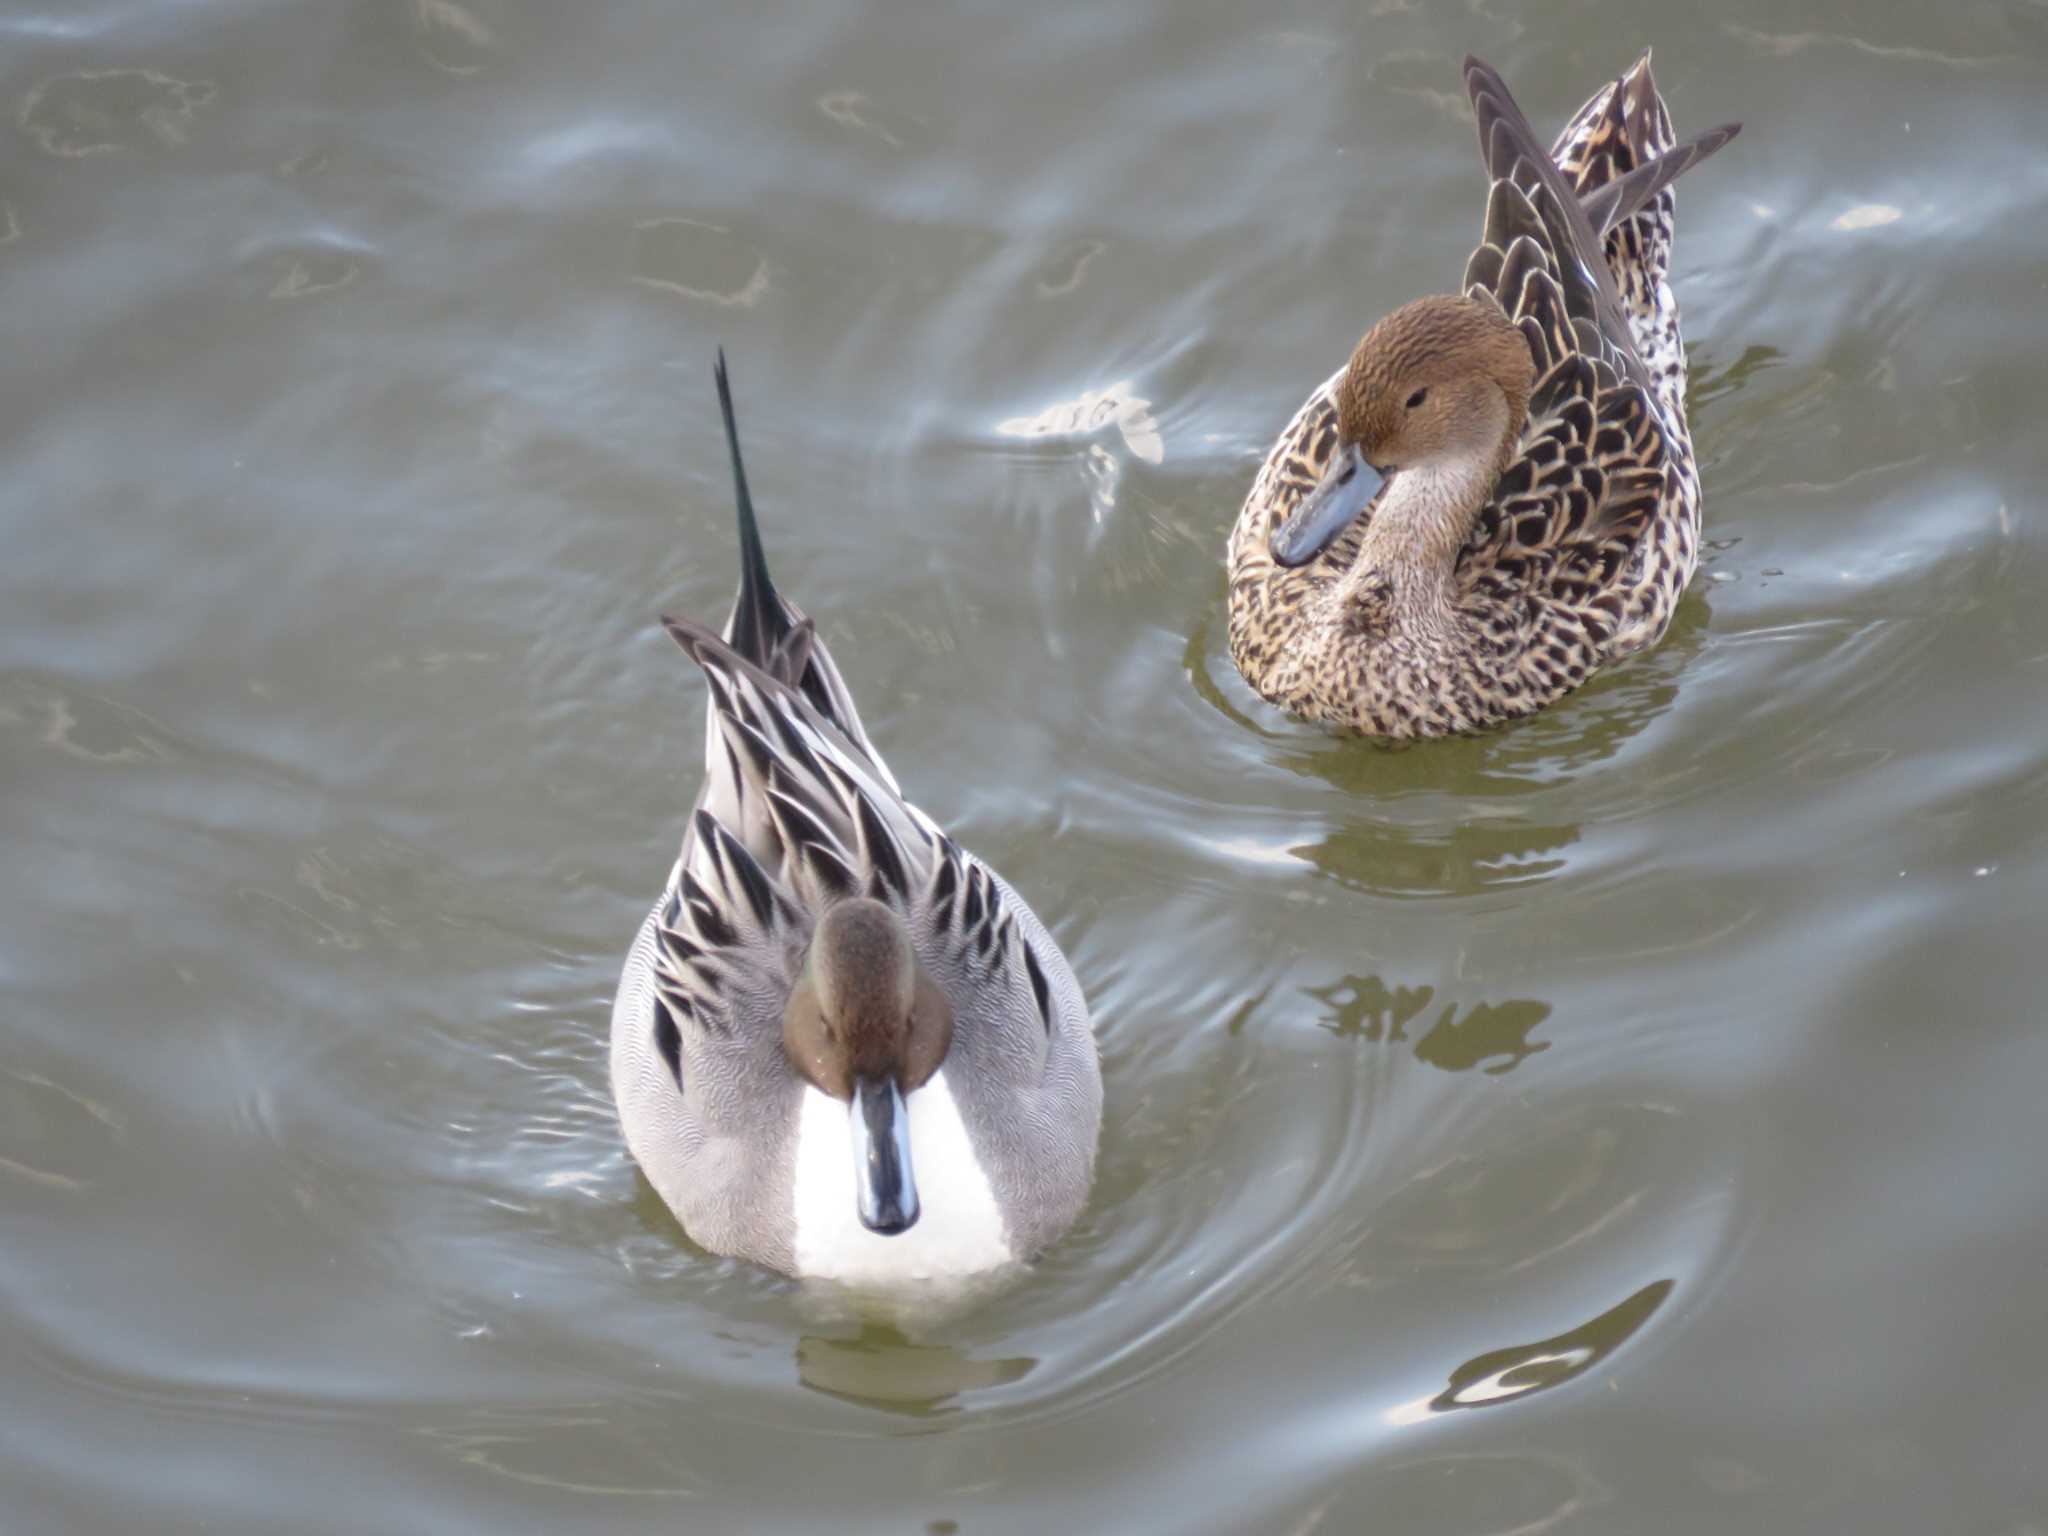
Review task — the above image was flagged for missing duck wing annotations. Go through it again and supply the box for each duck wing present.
[1461,55,1655,396]
[656,615,1055,1049]
[1459,58,1710,547]
[1460,348,1673,621]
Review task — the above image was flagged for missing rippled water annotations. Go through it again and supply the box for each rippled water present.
[6,1,2048,1531]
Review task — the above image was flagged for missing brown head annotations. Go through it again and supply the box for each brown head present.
[783,896,953,1235]
[1271,295,1535,569]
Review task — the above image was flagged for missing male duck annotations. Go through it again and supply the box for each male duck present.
[612,356,1102,1284]
[1226,54,1740,738]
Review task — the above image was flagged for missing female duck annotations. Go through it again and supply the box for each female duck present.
[1226,54,1740,738]
[612,356,1101,1285]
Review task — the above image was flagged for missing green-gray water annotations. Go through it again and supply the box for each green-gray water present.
[6,2,2047,1531]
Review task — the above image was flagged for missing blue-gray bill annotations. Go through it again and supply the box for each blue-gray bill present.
[850,1075,920,1235]
[1269,444,1388,568]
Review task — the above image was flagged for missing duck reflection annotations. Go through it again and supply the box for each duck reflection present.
[1388,1279,1674,1424]
[1292,813,1580,900]
[1183,595,1709,910]
[1306,974,1551,1075]
[795,1325,1033,1417]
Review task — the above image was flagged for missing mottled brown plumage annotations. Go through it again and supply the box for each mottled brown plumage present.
[1226,53,1740,738]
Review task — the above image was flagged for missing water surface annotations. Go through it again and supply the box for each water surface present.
[6,1,2048,1531]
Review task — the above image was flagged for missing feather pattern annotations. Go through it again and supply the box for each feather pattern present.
[653,613,1039,1037]
[1225,52,1740,738]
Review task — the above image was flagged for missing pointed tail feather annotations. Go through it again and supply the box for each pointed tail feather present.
[1579,121,1741,236]
[682,353,903,794]
[713,349,800,677]
[1622,50,1673,162]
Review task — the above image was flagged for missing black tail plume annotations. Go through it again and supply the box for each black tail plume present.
[714,349,790,670]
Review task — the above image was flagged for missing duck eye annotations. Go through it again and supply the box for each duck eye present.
[1405,388,1429,410]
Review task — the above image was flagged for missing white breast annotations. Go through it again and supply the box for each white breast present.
[790,1069,1013,1283]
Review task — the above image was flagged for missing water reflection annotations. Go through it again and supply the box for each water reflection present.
[1313,1448,1608,1534]
[1179,591,1717,907]
[1386,1279,1674,1424]
[795,1327,1033,1417]
[1690,342,1788,413]
[0,1066,126,1192]
[1291,815,1580,900]
[1306,975,1551,1075]
[407,0,500,76]
[1183,617,1709,900]
[19,68,215,156]
[629,218,771,308]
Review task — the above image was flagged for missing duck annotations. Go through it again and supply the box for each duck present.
[1225,53,1740,738]
[611,354,1102,1286]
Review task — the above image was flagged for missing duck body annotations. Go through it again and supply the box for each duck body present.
[1227,54,1740,738]
[611,357,1101,1285]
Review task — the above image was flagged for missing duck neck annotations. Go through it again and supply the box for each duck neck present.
[1336,459,1490,632]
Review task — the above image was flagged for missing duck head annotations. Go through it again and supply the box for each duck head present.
[783,897,953,1236]
[1271,295,1534,569]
